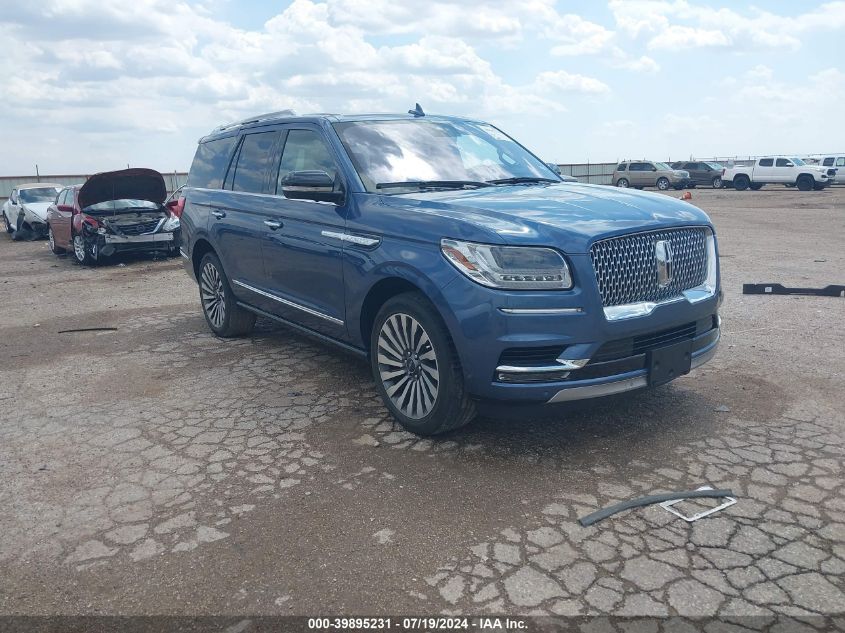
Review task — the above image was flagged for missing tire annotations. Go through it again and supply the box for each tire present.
[616,178,629,188]
[2,212,12,234]
[796,175,813,192]
[656,177,670,191]
[72,233,98,265]
[749,183,764,191]
[733,175,750,191]
[712,176,722,189]
[813,183,827,191]
[198,252,255,337]
[48,226,65,254]
[370,292,475,436]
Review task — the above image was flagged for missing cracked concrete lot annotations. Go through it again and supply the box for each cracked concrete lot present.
[0,188,843,627]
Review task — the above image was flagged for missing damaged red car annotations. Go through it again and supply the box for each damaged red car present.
[46,168,181,265]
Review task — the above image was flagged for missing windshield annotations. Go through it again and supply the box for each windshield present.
[791,157,806,166]
[333,119,558,193]
[19,187,60,203]
[654,162,672,171]
[85,199,161,213]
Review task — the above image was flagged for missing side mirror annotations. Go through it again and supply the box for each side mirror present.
[545,162,562,176]
[165,199,179,210]
[280,170,343,204]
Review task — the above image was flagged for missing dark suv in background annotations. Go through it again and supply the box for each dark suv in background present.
[671,161,725,188]
[180,110,721,435]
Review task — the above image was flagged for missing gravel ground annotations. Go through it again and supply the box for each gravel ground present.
[0,187,843,627]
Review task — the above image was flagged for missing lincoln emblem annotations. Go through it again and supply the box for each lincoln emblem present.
[655,240,673,288]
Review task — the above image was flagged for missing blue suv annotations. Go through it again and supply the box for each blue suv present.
[180,109,721,435]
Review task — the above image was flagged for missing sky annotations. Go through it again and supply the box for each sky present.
[1,0,844,175]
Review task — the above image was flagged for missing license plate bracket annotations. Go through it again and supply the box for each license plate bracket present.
[648,339,693,386]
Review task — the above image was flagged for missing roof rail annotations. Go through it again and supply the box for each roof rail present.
[215,109,297,132]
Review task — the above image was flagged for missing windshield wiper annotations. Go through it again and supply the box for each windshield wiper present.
[376,180,491,191]
[487,177,559,185]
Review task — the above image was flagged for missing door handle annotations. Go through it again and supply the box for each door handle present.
[263,220,283,230]
[211,211,226,219]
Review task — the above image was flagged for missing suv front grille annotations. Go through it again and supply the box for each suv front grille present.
[119,219,161,236]
[590,227,708,307]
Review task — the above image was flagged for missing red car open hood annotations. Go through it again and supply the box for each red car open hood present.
[79,168,167,209]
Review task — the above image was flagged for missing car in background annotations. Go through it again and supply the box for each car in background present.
[179,110,720,436]
[670,161,725,188]
[45,168,181,265]
[613,161,690,190]
[818,155,844,183]
[2,183,62,237]
[722,157,832,191]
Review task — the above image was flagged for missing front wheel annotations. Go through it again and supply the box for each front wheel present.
[656,177,670,190]
[2,212,12,234]
[712,176,722,189]
[733,175,750,191]
[72,233,98,265]
[371,292,475,436]
[198,253,255,337]
[48,226,65,254]
[796,175,814,191]
[616,178,629,188]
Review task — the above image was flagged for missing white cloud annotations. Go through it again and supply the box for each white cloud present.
[647,25,730,50]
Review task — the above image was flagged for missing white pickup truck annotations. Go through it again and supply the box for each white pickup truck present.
[722,157,832,191]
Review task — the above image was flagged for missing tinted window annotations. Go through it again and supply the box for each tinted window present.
[19,187,60,203]
[775,158,792,167]
[616,163,627,171]
[629,162,646,171]
[684,163,697,170]
[277,130,338,191]
[837,157,845,167]
[188,136,238,189]
[58,189,69,205]
[759,158,774,167]
[231,131,281,194]
[822,157,834,166]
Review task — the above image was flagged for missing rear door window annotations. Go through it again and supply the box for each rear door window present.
[188,136,238,189]
[231,131,282,194]
[759,158,774,167]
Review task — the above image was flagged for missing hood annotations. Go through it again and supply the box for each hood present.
[79,168,166,209]
[394,183,711,253]
[21,201,52,221]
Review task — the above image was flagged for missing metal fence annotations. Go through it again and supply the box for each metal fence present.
[0,172,188,204]
[556,162,617,185]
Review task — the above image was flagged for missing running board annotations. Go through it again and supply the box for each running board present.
[743,283,844,297]
[236,302,368,358]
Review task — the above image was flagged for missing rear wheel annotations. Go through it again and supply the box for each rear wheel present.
[656,177,670,191]
[48,226,65,254]
[712,176,722,189]
[796,175,813,191]
[370,292,475,436]
[198,253,255,337]
[616,178,629,188]
[733,175,750,191]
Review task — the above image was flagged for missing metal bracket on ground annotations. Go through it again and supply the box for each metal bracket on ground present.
[743,283,845,297]
[659,485,737,522]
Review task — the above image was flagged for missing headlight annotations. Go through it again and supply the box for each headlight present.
[162,214,180,231]
[441,239,572,290]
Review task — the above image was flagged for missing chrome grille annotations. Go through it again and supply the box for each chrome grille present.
[119,219,161,236]
[590,227,708,307]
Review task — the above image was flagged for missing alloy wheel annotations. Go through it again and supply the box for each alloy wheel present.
[657,178,670,190]
[73,235,86,262]
[48,228,56,251]
[377,313,439,420]
[616,179,629,188]
[713,177,722,189]
[200,261,226,329]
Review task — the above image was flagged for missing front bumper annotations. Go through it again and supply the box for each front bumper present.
[96,229,181,257]
[438,258,721,403]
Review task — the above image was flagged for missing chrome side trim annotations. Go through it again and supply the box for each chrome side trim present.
[547,375,648,403]
[232,280,344,326]
[499,307,583,315]
[321,230,380,247]
[496,358,589,375]
[179,248,189,259]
